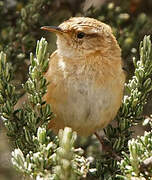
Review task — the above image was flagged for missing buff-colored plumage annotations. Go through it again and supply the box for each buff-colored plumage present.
[42,17,125,136]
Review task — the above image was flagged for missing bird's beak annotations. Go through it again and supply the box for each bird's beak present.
[41,26,64,34]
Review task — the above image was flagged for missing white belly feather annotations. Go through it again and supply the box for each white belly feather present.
[56,67,122,135]
[45,54,125,136]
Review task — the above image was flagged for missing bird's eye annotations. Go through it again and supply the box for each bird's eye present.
[77,32,85,39]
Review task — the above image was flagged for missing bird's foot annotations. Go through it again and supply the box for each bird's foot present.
[94,132,120,161]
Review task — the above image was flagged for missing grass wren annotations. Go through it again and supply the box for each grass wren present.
[41,17,125,136]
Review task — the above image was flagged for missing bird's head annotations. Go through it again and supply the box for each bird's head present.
[41,17,121,59]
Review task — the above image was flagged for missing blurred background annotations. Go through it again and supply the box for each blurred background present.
[0,0,152,179]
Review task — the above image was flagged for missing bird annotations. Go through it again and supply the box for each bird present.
[41,17,126,137]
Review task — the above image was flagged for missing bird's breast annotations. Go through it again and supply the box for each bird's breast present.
[45,54,125,136]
